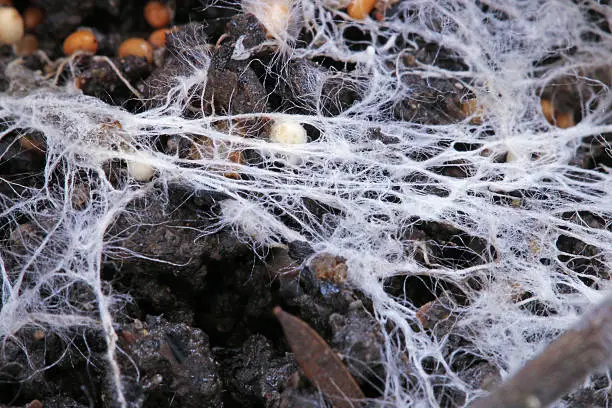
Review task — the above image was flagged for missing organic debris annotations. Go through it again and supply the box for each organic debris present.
[0,1,610,407]
[274,306,366,408]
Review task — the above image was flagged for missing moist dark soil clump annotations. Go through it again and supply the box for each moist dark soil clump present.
[0,1,609,408]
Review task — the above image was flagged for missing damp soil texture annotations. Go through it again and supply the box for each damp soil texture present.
[0,1,388,407]
[0,1,611,408]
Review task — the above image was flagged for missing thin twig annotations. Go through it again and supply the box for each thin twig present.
[470,294,612,408]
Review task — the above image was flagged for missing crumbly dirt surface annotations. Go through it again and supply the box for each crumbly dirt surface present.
[0,2,387,407]
[0,1,610,408]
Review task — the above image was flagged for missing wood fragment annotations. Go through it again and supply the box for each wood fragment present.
[470,295,612,408]
[274,306,366,408]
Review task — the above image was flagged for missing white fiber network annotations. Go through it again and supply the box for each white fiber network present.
[0,0,611,406]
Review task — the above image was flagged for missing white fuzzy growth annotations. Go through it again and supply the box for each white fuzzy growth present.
[126,153,156,182]
[0,0,611,407]
[269,120,308,144]
[242,0,300,45]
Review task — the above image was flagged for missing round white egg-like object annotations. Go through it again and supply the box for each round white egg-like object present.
[127,158,156,182]
[0,7,24,44]
[269,120,308,144]
[0,7,24,45]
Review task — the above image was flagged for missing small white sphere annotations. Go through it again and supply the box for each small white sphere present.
[0,7,24,45]
[505,150,518,163]
[127,159,156,182]
[269,120,308,144]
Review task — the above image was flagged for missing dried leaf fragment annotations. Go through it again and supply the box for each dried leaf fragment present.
[461,98,485,124]
[416,299,451,329]
[274,306,365,408]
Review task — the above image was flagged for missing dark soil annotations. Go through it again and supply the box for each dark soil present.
[1,1,384,406]
[0,1,608,408]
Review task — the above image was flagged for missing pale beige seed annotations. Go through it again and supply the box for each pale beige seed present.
[0,7,24,45]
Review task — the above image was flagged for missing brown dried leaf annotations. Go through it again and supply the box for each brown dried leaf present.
[416,299,451,329]
[274,307,365,408]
